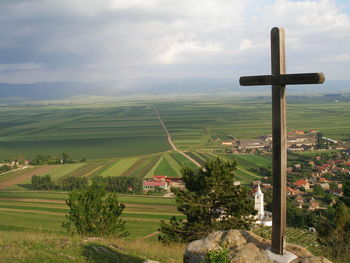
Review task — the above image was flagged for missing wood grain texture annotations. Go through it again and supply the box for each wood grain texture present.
[239,72,325,86]
[270,27,287,255]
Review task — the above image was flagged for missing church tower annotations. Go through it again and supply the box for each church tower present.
[254,184,264,220]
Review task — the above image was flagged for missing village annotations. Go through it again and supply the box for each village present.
[218,129,349,154]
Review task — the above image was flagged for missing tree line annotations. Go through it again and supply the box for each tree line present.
[31,175,88,190]
[31,174,143,193]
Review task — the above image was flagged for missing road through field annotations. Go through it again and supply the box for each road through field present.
[154,107,201,168]
[0,165,58,190]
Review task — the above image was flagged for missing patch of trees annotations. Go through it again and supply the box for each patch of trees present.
[317,202,350,262]
[286,199,319,229]
[31,175,55,190]
[158,158,256,243]
[31,175,88,190]
[0,165,13,173]
[62,183,128,237]
[30,153,86,165]
[91,176,143,194]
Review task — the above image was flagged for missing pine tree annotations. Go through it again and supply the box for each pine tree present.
[159,158,256,243]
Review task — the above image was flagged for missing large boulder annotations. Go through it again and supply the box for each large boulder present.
[183,230,332,263]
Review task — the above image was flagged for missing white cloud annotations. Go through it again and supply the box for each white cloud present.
[156,34,222,64]
[0,0,350,82]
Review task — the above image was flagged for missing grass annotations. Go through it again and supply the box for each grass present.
[0,231,185,263]
[153,157,179,177]
[100,158,139,177]
[0,191,180,240]
[66,161,108,177]
[0,168,37,183]
[1,99,350,160]
[0,104,171,159]
[170,152,198,170]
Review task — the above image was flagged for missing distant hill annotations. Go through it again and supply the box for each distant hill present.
[0,78,349,100]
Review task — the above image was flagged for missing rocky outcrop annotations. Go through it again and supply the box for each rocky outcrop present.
[184,229,332,263]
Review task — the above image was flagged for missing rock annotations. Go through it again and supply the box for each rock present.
[183,229,332,263]
[221,230,247,249]
[232,242,270,263]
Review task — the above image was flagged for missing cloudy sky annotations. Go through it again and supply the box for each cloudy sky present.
[0,0,349,84]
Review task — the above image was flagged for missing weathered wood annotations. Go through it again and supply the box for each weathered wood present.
[270,27,287,255]
[238,27,325,255]
[239,72,325,86]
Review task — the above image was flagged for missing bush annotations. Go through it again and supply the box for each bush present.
[204,249,229,263]
[62,184,128,237]
[31,174,55,190]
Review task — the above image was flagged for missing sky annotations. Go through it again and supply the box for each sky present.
[0,0,349,84]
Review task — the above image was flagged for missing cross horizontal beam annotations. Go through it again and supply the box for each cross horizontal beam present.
[239,72,325,86]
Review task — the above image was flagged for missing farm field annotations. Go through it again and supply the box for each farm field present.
[0,151,272,192]
[1,98,349,160]
[154,99,350,150]
[0,191,181,240]
[0,104,170,159]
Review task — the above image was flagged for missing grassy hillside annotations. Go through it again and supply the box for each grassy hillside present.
[0,231,186,263]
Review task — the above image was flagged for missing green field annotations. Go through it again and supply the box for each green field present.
[0,191,181,240]
[0,105,171,159]
[154,99,350,150]
[1,99,350,160]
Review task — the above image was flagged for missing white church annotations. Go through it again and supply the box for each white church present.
[254,184,272,226]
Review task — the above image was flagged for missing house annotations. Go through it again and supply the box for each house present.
[315,166,328,173]
[153,175,167,182]
[320,183,330,191]
[295,179,310,190]
[308,198,320,210]
[331,188,343,196]
[222,141,233,146]
[295,196,304,208]
[143,182,169,191]
[294,130,305,135]
[308,161,315,166]
[238,139,265,150]
[319,177,328,183]
[287,187,299,196]
[294,164,302,169]
[288,146,304,152]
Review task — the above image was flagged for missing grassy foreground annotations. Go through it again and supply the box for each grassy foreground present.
[0,231,185,263]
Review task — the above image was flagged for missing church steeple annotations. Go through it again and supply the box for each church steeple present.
[254,184,264,220]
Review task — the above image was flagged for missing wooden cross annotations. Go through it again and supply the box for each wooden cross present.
[239,27,325,255]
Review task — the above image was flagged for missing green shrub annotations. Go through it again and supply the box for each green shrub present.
[204,248,229,263]
[63,183,128,237]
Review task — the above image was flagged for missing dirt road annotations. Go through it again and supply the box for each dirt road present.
[154,107,201,168]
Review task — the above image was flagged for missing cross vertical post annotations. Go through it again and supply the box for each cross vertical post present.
[238,27,325,256]
[271,27,287,255]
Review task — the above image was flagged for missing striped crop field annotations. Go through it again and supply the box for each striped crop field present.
[232,154,272,169]
[100,158,139,177]
[153,156,178,177]
[0,191,182,239]
[128,156,160,178]
[170,152,198,170]
[43,163,87,180]
[66,161,110,177]
[184,152,205,166]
